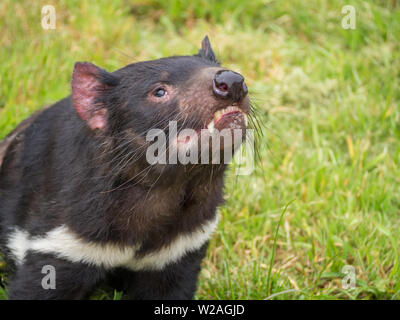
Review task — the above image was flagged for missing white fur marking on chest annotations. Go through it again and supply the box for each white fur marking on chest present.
[6,228,30,265]
[6,214,218,271]
[125,214,219,271]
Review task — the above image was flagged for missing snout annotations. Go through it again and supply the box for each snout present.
[212,70,248,102]
[178,67,250,133]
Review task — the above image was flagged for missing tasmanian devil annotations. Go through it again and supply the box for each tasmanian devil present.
[0,36,250,299]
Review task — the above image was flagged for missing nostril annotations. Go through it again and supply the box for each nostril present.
[216,82,228,92]
[213,78,229,97]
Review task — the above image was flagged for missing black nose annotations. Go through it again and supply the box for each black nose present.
[213,70,248,102]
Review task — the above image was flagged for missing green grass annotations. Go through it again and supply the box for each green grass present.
[1,0,399,299]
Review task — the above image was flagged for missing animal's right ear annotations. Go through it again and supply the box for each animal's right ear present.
[71,62,119,131]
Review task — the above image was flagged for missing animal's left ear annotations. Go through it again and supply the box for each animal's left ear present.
[197,35,218,63]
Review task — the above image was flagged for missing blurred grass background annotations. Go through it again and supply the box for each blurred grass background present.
[0,0,399,299]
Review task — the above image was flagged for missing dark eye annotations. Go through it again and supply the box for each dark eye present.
[153,87,166,98]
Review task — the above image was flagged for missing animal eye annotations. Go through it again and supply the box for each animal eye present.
[153,87,166,98]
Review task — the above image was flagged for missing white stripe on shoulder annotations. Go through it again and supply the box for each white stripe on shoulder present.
[126,214,219,271]
[30,226,137,268]
[6,214,218,271]
[6,228,30,265]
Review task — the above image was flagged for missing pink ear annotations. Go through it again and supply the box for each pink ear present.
[71,62,109,130]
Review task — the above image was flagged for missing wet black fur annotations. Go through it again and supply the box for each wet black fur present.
[0,39,238,299]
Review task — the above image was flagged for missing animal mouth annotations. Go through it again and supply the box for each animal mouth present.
[206,106,248,133]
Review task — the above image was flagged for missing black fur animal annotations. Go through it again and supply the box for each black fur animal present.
[0,36,250,299]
